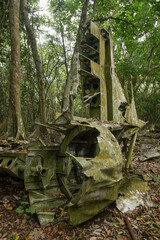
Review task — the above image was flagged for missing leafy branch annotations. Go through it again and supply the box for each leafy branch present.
[135,44,160,94]
[93,16,140,28]
[85,0,97,25]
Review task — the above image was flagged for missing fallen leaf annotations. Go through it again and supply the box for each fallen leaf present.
[117,235,124,240]
[60,210,64,217]
[136,217,143,221]
[144,221,153,225]
[90,237,98,240]
[64,237,70,240]
[123,237,128,240]
[7,206,13,210]
[27,231,34,239]
[118,222,125,226]
[58,222,67,231]
[8,222,13,227]
[60,193,65,196]
[4,203,13,210]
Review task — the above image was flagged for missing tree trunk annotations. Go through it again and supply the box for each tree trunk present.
[7,0,25,139]
[62,0,89,113]
[21,0,46,123]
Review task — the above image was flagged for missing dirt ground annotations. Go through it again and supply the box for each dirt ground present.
[0,133,160,240]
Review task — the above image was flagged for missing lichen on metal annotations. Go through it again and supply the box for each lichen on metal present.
[0,21,146,226]
[0,152,26,179]
[60,121,123,225]
[116,175,152,213]
[57,21,145,225]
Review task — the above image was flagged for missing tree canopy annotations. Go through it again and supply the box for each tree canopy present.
[0,0,159,137]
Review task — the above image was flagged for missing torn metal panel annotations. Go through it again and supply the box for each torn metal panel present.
[116,176,153,213]
[24,145,65,225]
[59,120,124,225]
[1,21,147,227]
[125,83,145,127]
[108,30,145,127]
[80,21,144,128]
[82,123,123,183]
[109,30,126,123]
[0,152,26,179]
[90,21,100,40]
[68,180,120,225]
[91,61,100,78]
[36,20,146,224]
[37,212,55,225]
[68,122,123,183]
[140,149,160,161]
[100,34,108,121]
[122,127,139,139]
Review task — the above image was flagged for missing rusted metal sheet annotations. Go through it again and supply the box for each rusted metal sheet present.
[91,61,100,78]
[125,83,145,127]
[59,120,123,225]
[116,176,152,212]
[100,35,108,121]
[0,152,26,179]
[108,30,145,127]
[90,21,100,39]
[0,21,146,227]
[108,30,126,123]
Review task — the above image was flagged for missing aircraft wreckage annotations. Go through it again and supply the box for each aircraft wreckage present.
[0,22,146,225]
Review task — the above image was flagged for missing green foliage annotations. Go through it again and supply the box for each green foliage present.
[16,201,34,214]
[150,224,158,231]
[151,173,160,185]
[94,0,160,123]
[16,205,25,213]
[0,0,159,133]
[8,233,16,239]
[135,88,160,123]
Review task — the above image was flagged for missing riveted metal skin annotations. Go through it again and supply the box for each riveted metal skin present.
[0,22,145,226]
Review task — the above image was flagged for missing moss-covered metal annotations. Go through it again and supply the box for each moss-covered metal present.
[0,152,26,179]
[59,120,123,225]
[80,21,145,128]
[0,21,146,226]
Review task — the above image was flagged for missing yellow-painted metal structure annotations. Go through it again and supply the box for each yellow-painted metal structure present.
[0,22,145,226]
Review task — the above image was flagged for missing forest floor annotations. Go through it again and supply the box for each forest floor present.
[0,131,160,240]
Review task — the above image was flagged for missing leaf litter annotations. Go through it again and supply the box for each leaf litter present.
[0,133,160,240]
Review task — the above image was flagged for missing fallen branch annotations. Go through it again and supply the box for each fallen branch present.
[124,216,137,240]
